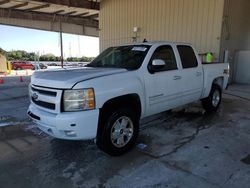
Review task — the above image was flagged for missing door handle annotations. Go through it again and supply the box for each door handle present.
[196,72,202,76]
[173,76,182,80]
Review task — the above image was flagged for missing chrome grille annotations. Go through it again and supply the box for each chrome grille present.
[31,86,57,97]
[30,85,62,113]
[31,98,56,110]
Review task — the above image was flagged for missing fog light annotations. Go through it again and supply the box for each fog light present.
[64,130,77,137]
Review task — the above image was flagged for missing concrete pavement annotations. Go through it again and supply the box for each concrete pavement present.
[225,84,250,100]
[0,80,250,188]
[0,76,30,121]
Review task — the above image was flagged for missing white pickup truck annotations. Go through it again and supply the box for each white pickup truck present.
[28,42,229,156]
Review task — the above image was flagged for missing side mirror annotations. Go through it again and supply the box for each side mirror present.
[148,59,165,73]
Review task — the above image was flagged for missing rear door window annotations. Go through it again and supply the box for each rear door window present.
[177,45,198,69]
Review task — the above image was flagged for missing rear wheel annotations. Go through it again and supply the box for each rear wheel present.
[96,108,139,156]
[202,84,222,113]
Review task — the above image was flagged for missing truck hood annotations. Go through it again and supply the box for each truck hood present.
[31,67,127,89]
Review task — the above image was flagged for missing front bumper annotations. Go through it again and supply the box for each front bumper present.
[27,103,99,140]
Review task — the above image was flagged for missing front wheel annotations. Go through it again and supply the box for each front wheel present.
[202,84,222,113]
[96,108,139,156]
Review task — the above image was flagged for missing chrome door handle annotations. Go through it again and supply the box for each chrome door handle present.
[196,72,202,76]
[173,76,182,80]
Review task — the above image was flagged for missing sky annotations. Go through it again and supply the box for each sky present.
[0,25,99,58]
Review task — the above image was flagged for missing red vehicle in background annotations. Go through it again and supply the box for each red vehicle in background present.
[11,61,35,70]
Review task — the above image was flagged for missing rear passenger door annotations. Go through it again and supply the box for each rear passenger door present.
[176,45,203,104]
[144,45,183,116]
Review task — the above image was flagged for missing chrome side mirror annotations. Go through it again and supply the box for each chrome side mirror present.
[152,59,165,67]
[148,59,165,73]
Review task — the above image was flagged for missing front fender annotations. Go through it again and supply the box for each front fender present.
[73,71,146,117]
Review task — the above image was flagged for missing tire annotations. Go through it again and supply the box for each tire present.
[202,84,222,113]
[96,108,139,156]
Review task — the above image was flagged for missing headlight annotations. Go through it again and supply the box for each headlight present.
[63,89,95,112]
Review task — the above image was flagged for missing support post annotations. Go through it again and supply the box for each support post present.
[7,61,11,74]
[59,18,64,68]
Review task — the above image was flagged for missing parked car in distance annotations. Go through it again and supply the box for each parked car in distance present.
[39,63,47,69]
[12,61,35,70]
[47,62,59,66]
[28,41,230,156]
[32,63,47,70]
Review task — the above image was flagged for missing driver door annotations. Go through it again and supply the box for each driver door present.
[144,45,183,116]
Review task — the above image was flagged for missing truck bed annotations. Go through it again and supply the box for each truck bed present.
[201,62,229,98]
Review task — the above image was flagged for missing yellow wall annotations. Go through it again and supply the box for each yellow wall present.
[100,0,225,58]
[0,53,7,73]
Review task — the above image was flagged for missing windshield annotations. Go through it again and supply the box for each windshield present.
[87,45,151,70]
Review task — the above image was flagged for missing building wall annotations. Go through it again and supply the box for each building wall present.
[99,0,225,59]
[220,0,250,83]
[234,51,250,84]
[221,0,250,51]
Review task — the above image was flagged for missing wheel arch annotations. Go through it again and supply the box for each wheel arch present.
[202,76,224,98]
[100,93,142,119]
[96,94,141,153]
[96,94,141,139]
[212,77,224,90]
[202,83,222,113]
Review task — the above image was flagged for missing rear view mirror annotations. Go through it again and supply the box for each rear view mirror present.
[148,59,165,73]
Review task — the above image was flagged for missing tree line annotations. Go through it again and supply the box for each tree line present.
[0,47,95,62]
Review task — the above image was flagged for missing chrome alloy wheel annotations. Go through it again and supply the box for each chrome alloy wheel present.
[110,116,134,148]
[212,89,220,107]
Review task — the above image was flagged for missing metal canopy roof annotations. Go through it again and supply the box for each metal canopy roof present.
[0,0,100,29]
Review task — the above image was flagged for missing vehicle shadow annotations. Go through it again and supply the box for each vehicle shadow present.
[137,103,220,158]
